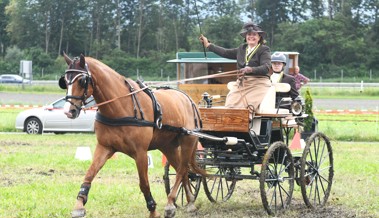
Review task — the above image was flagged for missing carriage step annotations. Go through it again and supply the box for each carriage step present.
[199,160,257,167]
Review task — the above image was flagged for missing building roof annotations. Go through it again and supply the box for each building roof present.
[167,52,236,63]
[166,51,299,63]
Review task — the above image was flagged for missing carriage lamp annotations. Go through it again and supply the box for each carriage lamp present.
[201,92,212,108]
[291,96,305,116]
[291,101,303,116]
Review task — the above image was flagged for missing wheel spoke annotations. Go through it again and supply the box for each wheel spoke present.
[260,142,294,215]
[203,166,236,202]
[301,132,333,209]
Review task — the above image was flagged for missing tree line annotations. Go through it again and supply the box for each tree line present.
[0,0,378,81]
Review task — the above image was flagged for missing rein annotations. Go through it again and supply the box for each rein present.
[82,69,239,110]
[84,85,150,110]
[149,69,238,86]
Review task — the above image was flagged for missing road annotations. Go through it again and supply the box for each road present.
[0,92,63,105]
[313,98,379,110]
[1,92,378,110]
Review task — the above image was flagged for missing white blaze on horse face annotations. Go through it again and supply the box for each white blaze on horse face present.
[63,84,73,117]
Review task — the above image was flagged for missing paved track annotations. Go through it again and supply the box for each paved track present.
[1,92,378,110]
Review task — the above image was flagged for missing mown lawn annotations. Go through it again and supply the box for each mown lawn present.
[0,134,378,218]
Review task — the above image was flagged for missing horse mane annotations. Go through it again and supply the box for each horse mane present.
[85,57,125,81]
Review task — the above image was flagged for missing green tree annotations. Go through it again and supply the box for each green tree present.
[256,0,290,46]
[0,0,10,57]
[202,16,242,49]
[309,0,325,19]
[6,0,40,49]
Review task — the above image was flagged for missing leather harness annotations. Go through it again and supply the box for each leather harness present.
[95,79,201,134]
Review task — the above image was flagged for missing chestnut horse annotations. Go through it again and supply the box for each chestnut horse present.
[59,53,206,218]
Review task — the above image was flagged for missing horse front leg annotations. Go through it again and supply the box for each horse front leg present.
[71,144,115,218]
[135,152,160,218]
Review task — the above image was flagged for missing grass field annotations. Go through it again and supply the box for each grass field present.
[0,134,378,218]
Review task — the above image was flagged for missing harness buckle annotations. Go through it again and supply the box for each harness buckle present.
[155,117,162,129]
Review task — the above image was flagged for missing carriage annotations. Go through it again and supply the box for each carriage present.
[61,53,333,218]
[163,52,334,215]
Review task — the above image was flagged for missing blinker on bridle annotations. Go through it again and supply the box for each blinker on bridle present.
[59,57,94,111]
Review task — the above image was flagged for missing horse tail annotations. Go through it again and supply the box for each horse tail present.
[181,90,206,177]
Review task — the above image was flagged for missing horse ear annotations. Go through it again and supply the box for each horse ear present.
[63,52,72,65]
[80,54,86,69]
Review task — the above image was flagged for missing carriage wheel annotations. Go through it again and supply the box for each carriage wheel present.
[202,165,237,202]
[163,161,202,207]
[260,141,294,215]
[300,132,334,209]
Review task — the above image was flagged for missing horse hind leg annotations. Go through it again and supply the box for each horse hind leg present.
[71,144,115,218]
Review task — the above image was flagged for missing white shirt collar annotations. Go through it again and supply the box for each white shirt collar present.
[247,45,256,54]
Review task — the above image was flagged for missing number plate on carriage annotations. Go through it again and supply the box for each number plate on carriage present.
[199,107,249,132]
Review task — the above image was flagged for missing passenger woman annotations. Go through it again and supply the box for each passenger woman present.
[270,52,299,108]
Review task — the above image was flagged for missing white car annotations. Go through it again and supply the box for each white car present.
[0,74,30,83]
[15,97,96,134]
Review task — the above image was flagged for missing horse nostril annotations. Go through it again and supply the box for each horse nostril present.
[70,109,78,118]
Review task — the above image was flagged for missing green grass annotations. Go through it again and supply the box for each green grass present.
[0,134,378,217]
[299,87,379,99]
[0,109,23,132]
[0,84,62,93]
[316,113,379,141]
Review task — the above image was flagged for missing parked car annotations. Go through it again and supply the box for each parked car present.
[15,97,97,134]
[0,74,30,83]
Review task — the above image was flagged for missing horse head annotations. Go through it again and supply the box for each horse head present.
[59,52,94,119]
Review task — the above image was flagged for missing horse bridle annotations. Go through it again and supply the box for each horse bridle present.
[59,57,94,111]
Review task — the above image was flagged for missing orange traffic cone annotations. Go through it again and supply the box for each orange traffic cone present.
[290,130,302,150]
[162,155,167,166]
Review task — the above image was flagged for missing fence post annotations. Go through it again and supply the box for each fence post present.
[360,81,364,93]
[314,69,316,80]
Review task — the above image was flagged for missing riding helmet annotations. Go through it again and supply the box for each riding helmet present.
[271,52,287,65]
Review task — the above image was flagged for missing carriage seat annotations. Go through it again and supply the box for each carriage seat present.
[251,83,292,135]
[256,83,291,115]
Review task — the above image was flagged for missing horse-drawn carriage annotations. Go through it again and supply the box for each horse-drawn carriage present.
[60,53,333,218]
[163,52,334,215]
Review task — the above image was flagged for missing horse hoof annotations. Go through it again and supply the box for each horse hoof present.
[71,208,86,218]
[150,211,161,218]
[164,204,176,218]
[186,203,197,213]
